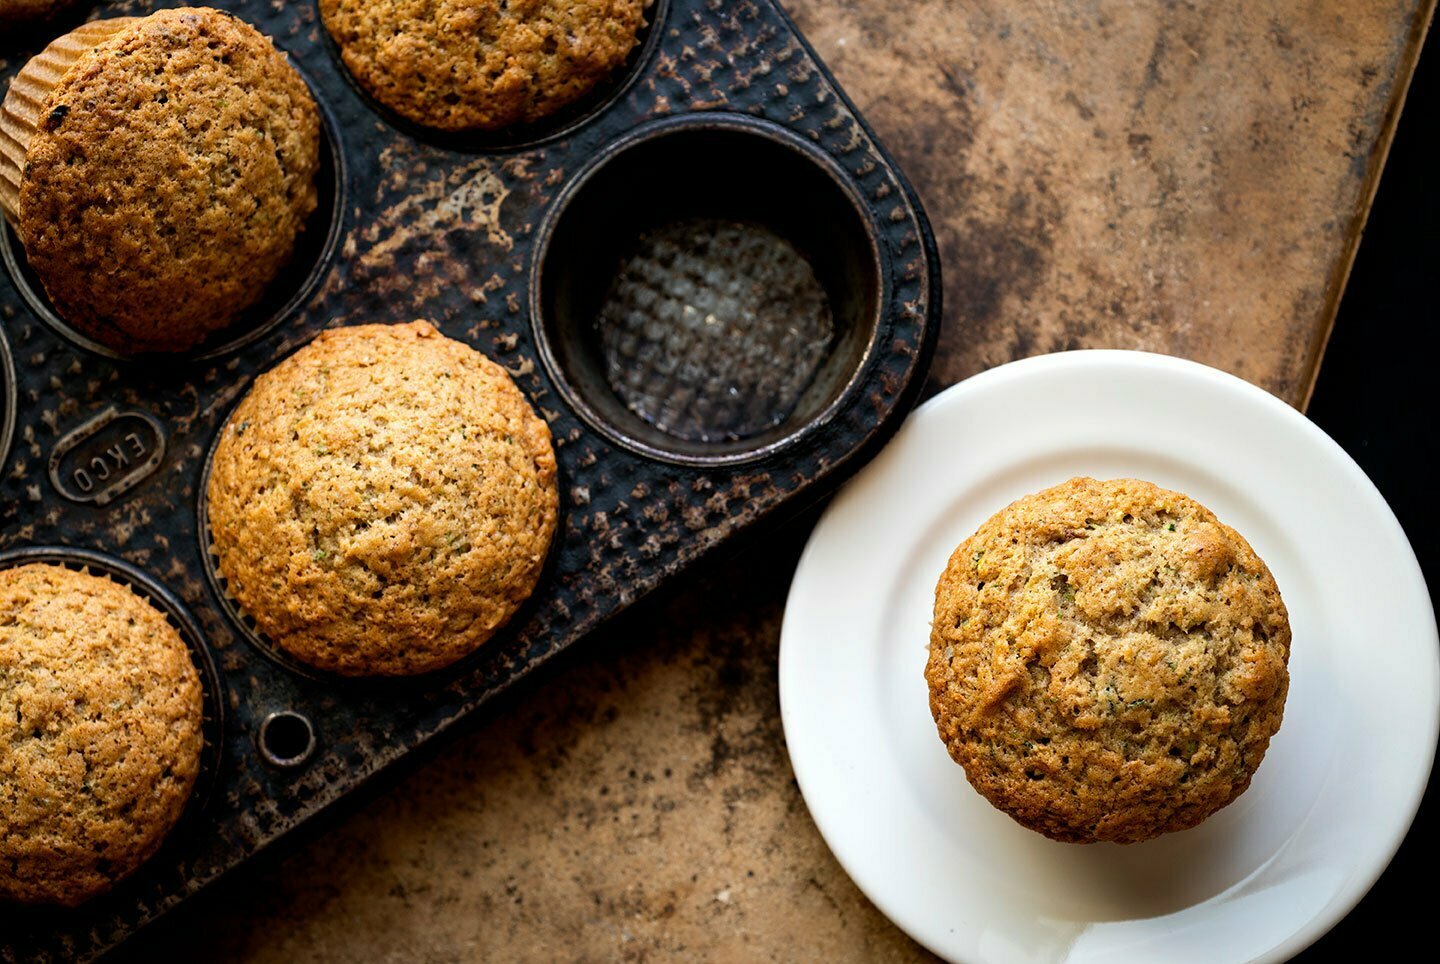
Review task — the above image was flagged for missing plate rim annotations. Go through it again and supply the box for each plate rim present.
[779,348,1439,964]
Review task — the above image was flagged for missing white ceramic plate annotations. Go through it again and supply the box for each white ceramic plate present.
[780,351,1437,964]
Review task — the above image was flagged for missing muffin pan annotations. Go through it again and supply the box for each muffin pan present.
[0,0,939,957]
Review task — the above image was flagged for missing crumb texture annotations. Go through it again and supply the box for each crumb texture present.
[0,563,204,906]
[319,0,650,132]
[207,321,559,677]
[17,7,320,353]
[926,477,1291,843]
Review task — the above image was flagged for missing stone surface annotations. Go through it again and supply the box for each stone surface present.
[121,0,1431,959]
[130,529,931,962]
[793,0,1431,406]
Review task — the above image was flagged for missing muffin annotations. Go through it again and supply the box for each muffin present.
[0,8,320,354]
[925,477,1291,844]
[0,563,205,906]
[319,0,651,132]
[206,321,559,676]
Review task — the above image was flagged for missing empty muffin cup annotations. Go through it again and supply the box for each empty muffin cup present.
[533,114,883,463]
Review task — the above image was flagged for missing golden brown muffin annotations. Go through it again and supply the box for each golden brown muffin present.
[207,321,559,676]
[1,7,320,353]
[0,563,204,906]
[0,0,81,26]
[926,477,1290,844]
[319,0,650,132]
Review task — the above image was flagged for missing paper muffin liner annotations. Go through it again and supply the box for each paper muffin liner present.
[0,17,138,230]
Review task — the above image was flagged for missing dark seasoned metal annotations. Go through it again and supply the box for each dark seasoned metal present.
[46,406,167,506]
[0,0,941,958]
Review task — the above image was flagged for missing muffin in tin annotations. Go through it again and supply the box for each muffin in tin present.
[319,0,651,133]
[0,563,205,906]
[926,477,1291,844]
[0,8,320,354]
[207,321,559,677]
[0,0,82,27]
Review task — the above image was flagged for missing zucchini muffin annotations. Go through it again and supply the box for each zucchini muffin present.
[319,0,651,132]
[207,321,559,676]
[0,563,204,906]
[0,8,320,353]
[926,477,1291,844]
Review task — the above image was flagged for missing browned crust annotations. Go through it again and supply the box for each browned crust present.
[0,563,204,906]
[926,477,1291,843]
[206,321,560,676]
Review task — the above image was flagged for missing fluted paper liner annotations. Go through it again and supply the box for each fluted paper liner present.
[0,18,138,232]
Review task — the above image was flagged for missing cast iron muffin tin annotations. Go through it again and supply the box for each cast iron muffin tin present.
[0,0,940,956]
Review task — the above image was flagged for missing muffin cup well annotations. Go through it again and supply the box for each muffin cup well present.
[0,17,137,228]
[0,60,346,363]
[318,0,669,152]
[195,349,565,688]
[0,547,228,904]
[533,114,884,464]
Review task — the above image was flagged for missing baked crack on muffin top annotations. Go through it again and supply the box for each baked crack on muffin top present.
[0,563,204,906]
[13,7,320,353]
[206,321,559,676]
[319,0,651,132]
[925,477,1291,844]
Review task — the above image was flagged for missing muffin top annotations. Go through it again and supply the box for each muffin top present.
[926,477,1291,844]
[0,563,204,906]
[11,7,320,353]
[319,0,650,132]
[206,321,559,676]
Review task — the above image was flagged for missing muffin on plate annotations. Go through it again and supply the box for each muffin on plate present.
[206,321,559,677]
[0,563,205,906]
[0,8,320,354]
[925,477,1291,844]
[319,0,651,132]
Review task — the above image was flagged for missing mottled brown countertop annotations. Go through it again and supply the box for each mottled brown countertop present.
[127,0,1432,959]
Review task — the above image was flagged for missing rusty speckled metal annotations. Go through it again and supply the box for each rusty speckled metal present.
[0,0,940,958]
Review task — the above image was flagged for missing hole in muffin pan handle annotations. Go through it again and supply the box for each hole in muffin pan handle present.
[257,710,318,769]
